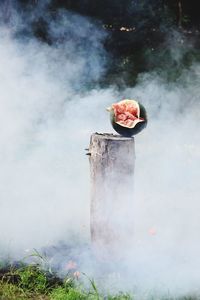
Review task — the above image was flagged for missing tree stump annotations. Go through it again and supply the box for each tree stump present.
[88,133,135,260]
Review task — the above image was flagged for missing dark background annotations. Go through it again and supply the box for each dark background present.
[4,0,200,86]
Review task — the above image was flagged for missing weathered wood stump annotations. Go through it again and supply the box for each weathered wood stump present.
[88,133,135,260]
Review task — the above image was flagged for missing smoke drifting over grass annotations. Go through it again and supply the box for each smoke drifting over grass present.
[0,1,200,298]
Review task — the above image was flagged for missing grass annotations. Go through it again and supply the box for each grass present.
[0,259,199,300]
[0,261,133,300]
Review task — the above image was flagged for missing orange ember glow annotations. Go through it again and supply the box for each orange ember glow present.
[148,228,157,236]
[66,260,77,270]
[73,271,81,279]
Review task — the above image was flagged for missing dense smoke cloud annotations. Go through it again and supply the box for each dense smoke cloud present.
[0,1,200,298]
[125,70,200,296]
[0,1,110,254]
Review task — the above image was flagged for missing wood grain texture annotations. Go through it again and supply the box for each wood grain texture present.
[89,133,135,260]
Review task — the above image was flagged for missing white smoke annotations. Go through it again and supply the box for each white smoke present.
[0,2,200,299]
[124,68,200,296]
[0,7,111,254]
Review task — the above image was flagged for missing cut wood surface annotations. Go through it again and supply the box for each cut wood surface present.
[89,133,135,260]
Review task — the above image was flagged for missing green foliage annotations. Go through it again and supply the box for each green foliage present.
[16,265,48,293]
[50,286,88,300]
[24,248,53,274]
[82,272,101,300]
[107,292,133,299]
[0,260,200,300]
[50,286,133,300]
[0,282,26,300]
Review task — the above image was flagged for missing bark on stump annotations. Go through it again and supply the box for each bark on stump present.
[89,133,135,260]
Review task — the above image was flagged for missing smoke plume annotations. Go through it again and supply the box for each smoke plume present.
[0,1,200,298]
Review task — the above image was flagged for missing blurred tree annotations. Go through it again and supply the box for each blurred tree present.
[14,0,200,86]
